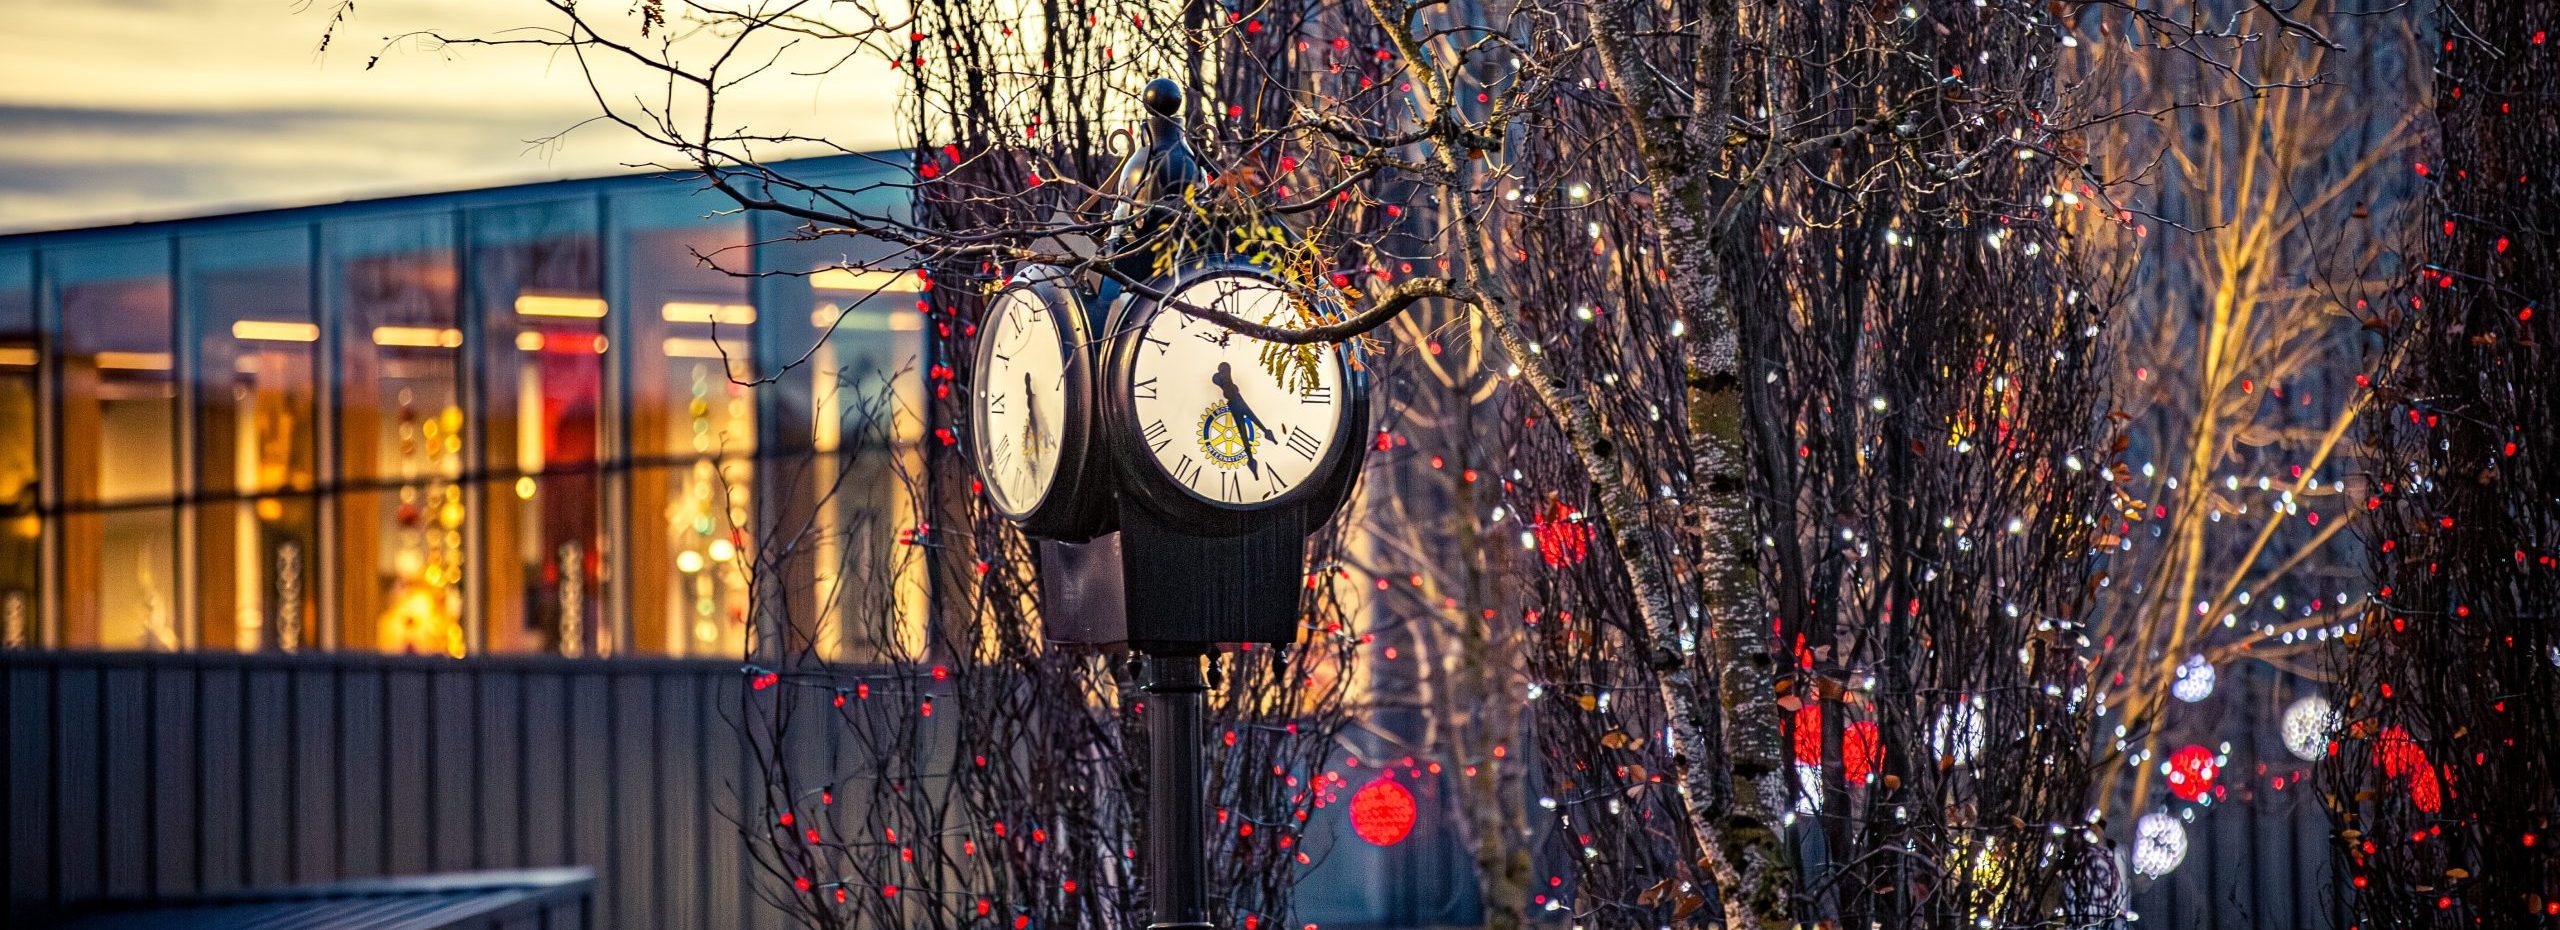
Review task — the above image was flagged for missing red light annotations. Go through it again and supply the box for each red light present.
[2167,745,2219,802]
[1348,778,1418,846]
[1790,705,1883,782]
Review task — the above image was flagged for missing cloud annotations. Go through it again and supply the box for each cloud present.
[0,0,902,233]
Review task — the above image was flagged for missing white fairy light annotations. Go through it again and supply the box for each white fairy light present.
[2132,813,2188,877]
[2280,695,2337,762]
[2170,655,2215,703]
[1931,703,1985,765]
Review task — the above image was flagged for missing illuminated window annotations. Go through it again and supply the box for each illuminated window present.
[49,241,182,650]
[0,251,36,648]
[472,201,610,656]
[756,203,927,663]
[185,228,322,653]
[331,214,469,656]
[619,190,756,657]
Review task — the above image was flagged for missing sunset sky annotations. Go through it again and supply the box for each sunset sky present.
[0,0,904,234]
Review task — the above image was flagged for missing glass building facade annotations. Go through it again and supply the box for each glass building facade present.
[0,156,926,658]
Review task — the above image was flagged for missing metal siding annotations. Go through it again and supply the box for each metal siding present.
[566,671,613,921]
[194,663,246,893]
[611,671,658,930]
[432,668,480,872]
[384,668,435,876]
[7,664,55,922]
[478,670,526,869]
[148,664,199,895]
[655,672,703,930]
[293,667,341,884]
[242,668,295,888]
[704,671,749,930]
[98,667,151,896]
[52,665,101,904]
[338,664,388,877]
[5,653,793,930]
[519,672,570,869]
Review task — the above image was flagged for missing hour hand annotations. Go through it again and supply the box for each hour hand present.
[1211,362,1266,476]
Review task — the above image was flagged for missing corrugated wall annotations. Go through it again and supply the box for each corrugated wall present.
[3,651,786,930]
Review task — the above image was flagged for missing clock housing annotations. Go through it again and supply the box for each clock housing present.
[1103,264,1369,536]
[967,269,1113,541]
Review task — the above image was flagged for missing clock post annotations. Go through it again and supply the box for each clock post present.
[966,76,1369,930]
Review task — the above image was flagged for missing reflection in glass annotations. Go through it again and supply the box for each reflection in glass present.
[621,191,755,657]
[473,201,610,655]
[50,241,181,650]
[332,214,469,655]
[0,252,37,648]
[187,228,321,652]
[761,225,927,662]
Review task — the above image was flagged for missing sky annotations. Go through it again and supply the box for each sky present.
[0,0,904,234]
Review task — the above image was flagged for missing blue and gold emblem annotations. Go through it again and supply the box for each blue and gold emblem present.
[1196,401,1268,468]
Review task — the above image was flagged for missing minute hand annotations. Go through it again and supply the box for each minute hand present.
[1210,361,1271,478]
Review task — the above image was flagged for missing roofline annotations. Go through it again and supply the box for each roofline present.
[0,152,910,247]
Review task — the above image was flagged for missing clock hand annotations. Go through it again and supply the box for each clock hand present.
[1211,362,1269,478]
[1021,371,1042,463]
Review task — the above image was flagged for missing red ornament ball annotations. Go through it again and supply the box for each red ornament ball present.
[2166,745,2219,802]
[1348,777,1418,846]
[1790,705,1885,783]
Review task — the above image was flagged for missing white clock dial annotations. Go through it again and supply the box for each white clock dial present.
[971,287,1071,516]
[1127,276,1347,506]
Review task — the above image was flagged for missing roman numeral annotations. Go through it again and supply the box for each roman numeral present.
[1285,431,1322,460]
[1219,472,1244,501]
[1261,469,1289,500]
[1133,377,1159,400]
[1300,385,1333,403]
[1143,334,1171,351]
[1143,420,1171,453]
[987,392,1007,414]
[1171,456,1201,485]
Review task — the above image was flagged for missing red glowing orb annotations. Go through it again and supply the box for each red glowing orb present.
[2166,745,2219,802]
[1790,705,1884,782]
[1348,778,1418,846]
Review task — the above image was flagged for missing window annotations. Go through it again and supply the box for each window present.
[185,228,322,652]
[753,182,927,662]
[617,189,756,657]
[330,213,468,655]
[0,251,35,648]
[472,200,610,655]
[48,241,182,650]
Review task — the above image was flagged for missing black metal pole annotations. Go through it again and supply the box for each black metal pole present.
[1140,651,1214,929]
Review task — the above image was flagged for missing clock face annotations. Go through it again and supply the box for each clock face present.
[971,287,1072,517]
[1126,275,1347,506]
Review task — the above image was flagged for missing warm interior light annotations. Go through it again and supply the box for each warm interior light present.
[514,293,609,318]
[95,351,174,371]
[662,336,741,359]
[808,267,917,292]
[373,326,463,348]
[514,331,546,352]
[661,301,756,325]
[231,320,320,342]
[0,347,35,367]
[810,305,928,332]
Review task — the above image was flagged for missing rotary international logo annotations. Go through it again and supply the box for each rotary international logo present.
[1196,401,1263,468]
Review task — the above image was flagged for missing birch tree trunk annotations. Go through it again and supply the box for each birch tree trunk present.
[1582,0,1794,923]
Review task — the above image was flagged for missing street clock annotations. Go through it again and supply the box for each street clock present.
[1103,267,1366,537]
[966,268,1112,541]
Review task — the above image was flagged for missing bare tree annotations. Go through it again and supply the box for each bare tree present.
[2067,4,2421,824]
[329,0,2347,925]
[2326,0,2560,924]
